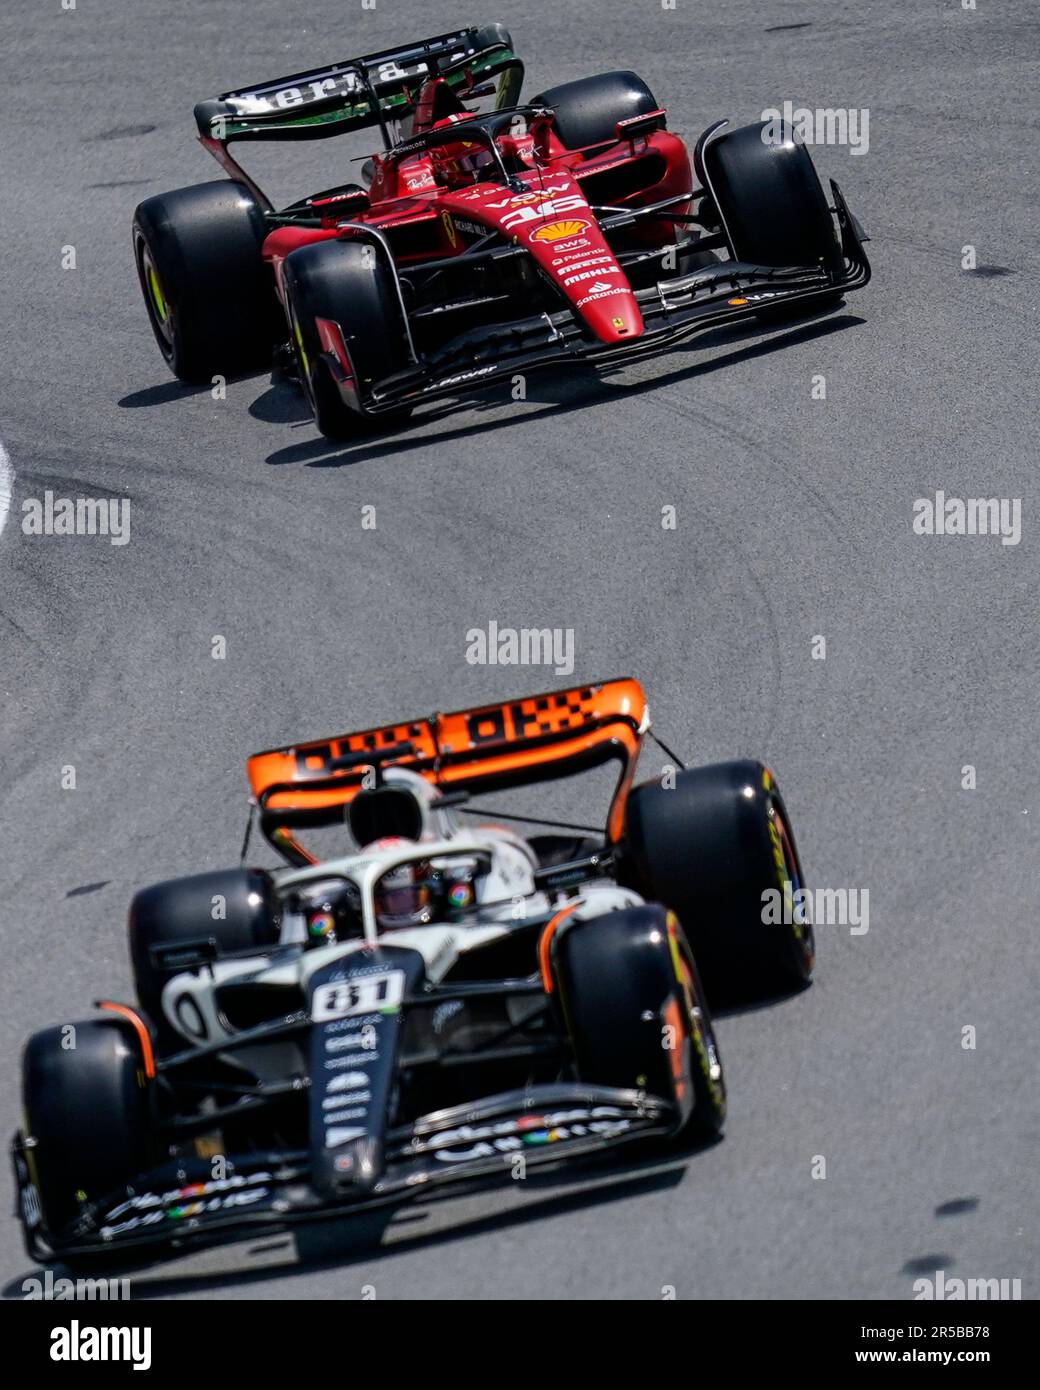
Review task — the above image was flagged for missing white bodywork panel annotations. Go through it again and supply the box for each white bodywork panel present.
[159,822,640,1045]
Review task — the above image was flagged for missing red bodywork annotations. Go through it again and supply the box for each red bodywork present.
[262,78,692,349]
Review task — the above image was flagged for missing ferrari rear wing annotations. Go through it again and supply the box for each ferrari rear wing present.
[194,25,518,144]
[247,677,649,858]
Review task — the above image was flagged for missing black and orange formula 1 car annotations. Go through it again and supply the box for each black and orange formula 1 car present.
[13,679,813,1266]
[132,25,870,440]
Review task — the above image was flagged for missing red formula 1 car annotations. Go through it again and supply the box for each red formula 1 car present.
[133,25,870,440]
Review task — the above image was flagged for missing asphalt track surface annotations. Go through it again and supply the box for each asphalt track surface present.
[1,0,1037,1301]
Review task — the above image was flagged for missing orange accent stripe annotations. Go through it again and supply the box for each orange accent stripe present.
[538,903,580,994]
[662,996,686,1098]
[247,678,647,822]
[97,1001,156,1079]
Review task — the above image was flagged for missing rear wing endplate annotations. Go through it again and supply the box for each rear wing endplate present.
[247,677,649,857]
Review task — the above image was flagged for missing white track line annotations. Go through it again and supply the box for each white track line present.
[0,438,13,539]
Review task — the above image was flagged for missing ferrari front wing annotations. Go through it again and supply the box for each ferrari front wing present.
[326,178,870,416]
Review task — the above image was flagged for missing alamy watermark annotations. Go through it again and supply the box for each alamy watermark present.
[762,883,869,935]
[24,1271,130,1300]
[465,620,575,677]
[21,489,130,546]
[913,1269,1021,1301]
[913,492,1021,546]
[49,1321,151,1371]
[761,101,870,156]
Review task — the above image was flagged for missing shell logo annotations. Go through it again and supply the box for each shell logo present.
[531,219,590,243]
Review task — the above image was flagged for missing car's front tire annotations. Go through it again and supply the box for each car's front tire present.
[551,903,726,1142]
[698,120,843,320]
[698,120,842,275]
[280,240,413,440]
[22,1017,156,1238]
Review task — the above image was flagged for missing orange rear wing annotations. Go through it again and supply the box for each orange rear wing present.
[247,677,648,859]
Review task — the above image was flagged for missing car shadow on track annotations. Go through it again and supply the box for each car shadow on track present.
[713,977,813,1020]
[259,311,866,470]
[3,1143,710,1299]
[118,380,220,409]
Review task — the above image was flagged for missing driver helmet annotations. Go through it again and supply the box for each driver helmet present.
[431,113,495,185]
[370,836,432,929]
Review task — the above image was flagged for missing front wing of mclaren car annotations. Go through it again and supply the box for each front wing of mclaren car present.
[330,179,869,417]
[13,1091,670,1263]
[12,948,675,1263]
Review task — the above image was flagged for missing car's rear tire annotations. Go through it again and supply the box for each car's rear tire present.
[280,240,413,440]
[133,179,280,382]
[532,70,659,150]
[128,867,280,1049]
[699,120,842,275]
[22,1018,156,1237]
[551,904,726,1142]
[618,761,815,1005]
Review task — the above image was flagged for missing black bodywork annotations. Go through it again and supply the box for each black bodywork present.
[12,866,683,1265]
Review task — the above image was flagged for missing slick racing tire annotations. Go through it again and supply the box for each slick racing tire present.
[618,762,815,1005]
[698,121,842,318]
[280,239,413,440]
[133,179,280,382]
[128,867,280,1049]
[551,904,726,1142]
[22,1017,156,1238]
[532,70,658,150]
